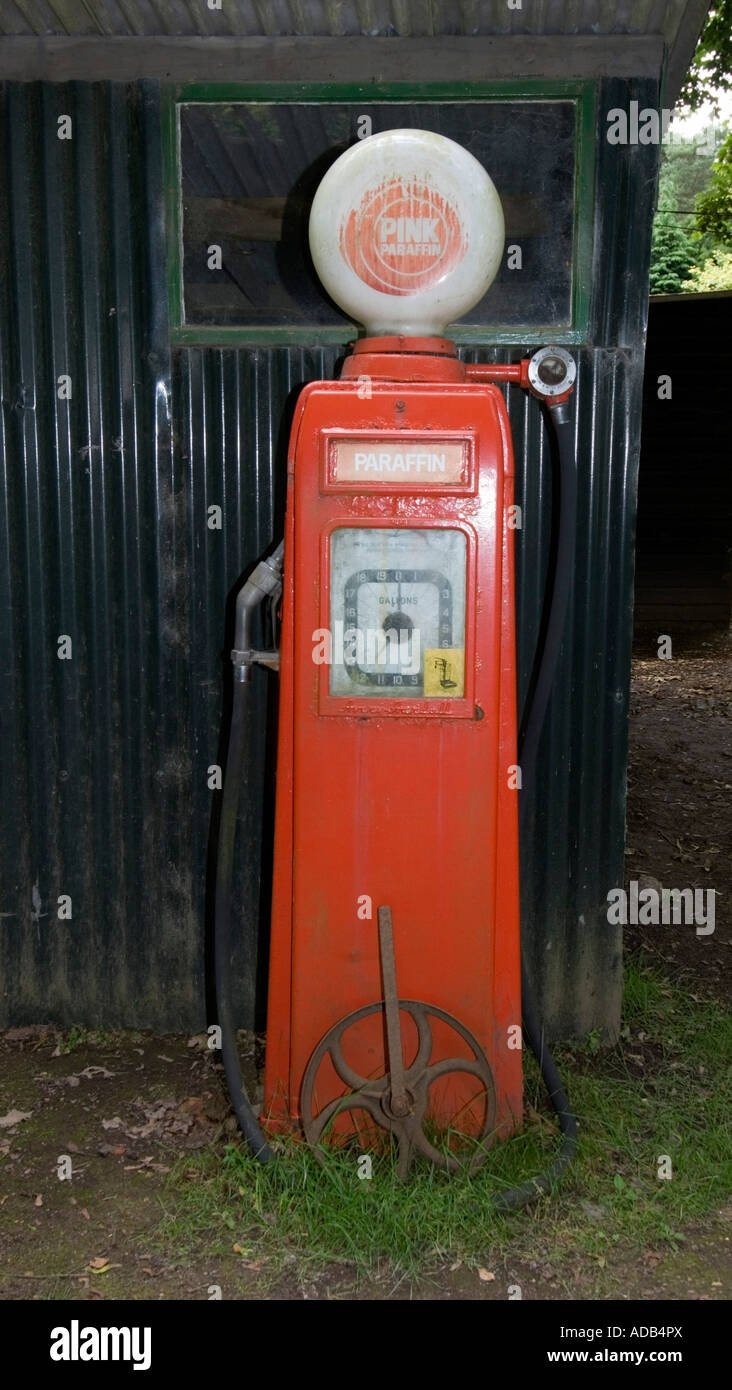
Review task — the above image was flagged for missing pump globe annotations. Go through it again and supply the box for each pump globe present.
[309,129,505,337]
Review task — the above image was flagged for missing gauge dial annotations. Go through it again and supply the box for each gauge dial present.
[329,528,466,698]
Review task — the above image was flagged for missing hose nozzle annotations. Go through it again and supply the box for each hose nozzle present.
[231,542,285,680]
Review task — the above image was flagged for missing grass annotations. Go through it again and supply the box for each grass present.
[54,1025,148,1053]
[159,959,731,1285]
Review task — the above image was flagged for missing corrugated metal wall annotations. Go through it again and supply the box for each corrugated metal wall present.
[0,80,192,1025]
[0,77,657,1035]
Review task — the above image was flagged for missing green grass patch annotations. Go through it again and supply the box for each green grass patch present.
[53,1025,148,1053]
[159,959,731,1282]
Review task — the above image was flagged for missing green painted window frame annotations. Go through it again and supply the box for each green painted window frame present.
[162,80,596,348]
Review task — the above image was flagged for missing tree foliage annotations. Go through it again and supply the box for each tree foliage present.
[680,3,732,112]
[649,7,732,291]
[649,216,699,293]
[682,246,732,290]
[695,130,732,240]
[649,133,719,292]
[658,131,717,211]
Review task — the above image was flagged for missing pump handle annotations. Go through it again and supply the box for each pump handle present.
[377,907,410,1119]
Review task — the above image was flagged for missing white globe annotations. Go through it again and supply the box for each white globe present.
[309,129,505,337]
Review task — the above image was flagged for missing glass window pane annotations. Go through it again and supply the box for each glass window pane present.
[179,100,576,330]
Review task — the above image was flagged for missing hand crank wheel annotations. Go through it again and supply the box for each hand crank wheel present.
[300,997,497,1179]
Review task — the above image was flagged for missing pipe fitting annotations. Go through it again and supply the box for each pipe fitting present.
[232,542,285,679]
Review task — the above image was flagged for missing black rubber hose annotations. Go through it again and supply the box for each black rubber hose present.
[518,404,577,782]
[491,966,577,1210]
[214,676,273,1163]
[492,399,578,1211]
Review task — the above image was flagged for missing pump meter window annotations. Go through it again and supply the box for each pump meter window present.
[329,529,466,698]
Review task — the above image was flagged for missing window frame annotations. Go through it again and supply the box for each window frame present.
[162,79,596,347]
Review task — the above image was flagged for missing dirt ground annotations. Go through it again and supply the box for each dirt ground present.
[625,626,732,993]
[0,627,729,1302]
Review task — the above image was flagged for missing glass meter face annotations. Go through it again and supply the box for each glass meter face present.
[329,528,467,698]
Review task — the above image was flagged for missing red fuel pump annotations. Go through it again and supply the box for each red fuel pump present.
[215,130,578,1200]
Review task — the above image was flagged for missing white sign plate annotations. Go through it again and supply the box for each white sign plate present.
[332,439,466,484]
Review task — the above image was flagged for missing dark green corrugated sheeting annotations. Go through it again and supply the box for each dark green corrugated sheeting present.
[0,78,658,1035]
[0,80,191,1028]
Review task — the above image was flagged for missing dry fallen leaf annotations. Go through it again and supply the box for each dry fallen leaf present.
[88,1257,110,1271]
[478,1268,495,1282]
[178,1096,204,1117]
[5,1025,51,1042]
[0,1109,32,1129]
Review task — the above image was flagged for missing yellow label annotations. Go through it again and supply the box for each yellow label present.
[423,649,464,697]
